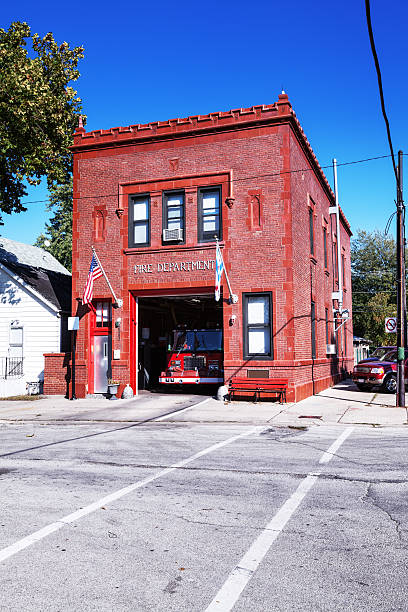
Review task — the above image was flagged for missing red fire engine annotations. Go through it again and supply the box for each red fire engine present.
[159,329,223,385]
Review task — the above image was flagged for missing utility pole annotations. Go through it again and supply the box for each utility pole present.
[396,150,405,407]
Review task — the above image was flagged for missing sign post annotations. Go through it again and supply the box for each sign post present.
[68,317,79,400]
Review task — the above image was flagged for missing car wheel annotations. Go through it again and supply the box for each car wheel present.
[356,383,372,391]
[383,374,397,394]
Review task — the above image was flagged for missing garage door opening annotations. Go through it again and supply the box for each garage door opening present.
[137,293,223,391]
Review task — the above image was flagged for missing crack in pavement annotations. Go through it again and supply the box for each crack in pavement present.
[362,483,405,544]
[2,456,407,484]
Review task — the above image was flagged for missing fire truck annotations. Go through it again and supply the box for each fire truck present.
[159,329,223,385]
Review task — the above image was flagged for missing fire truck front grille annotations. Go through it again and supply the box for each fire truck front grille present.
[184,356,205,370]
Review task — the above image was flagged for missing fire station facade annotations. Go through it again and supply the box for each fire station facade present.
[45,93,353,402]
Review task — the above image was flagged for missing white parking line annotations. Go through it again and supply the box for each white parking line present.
[319,427,354,464]
[204,427,354,612]
[155,397,211,421]
[0,425,261,564]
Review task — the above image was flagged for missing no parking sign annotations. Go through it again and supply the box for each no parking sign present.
[385,317,397,333]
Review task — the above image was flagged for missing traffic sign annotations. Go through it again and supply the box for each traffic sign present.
[385,317,397,333]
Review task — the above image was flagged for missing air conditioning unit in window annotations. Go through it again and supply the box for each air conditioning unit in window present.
[326,344,336,355]
[163,228,183,242]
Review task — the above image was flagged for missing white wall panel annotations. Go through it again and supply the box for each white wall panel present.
[0,268,62,388]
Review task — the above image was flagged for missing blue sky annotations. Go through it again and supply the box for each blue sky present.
[2,0,407,244]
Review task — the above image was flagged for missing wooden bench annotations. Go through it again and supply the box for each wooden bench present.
[228,377,288,403]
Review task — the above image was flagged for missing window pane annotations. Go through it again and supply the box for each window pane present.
[9,345,23,358]
[168,196,183,207]
[204,217,217,232]
[102,303,109,322]
[96,302,103,323]
[248,296,269,324]
[248,329,269,354]
[10,327,23,345]
[202,193,219,211]
[168,206,182,219]
[134,224,147,244]
[133,200,148,221]
[168,219,182,230]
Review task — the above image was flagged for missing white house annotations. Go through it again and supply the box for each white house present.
[0,237,71,397]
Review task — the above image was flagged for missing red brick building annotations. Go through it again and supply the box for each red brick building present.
[44,93,353,401]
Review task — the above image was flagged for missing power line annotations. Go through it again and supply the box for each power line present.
[365,0,398,183]
[18,152,395,206]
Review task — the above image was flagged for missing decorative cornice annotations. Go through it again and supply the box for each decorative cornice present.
[71,103,281,150]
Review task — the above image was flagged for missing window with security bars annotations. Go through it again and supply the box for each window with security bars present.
[128,194,150,247]
[243,293,273,360]
[163,191,184,240]
[198,187,221,242]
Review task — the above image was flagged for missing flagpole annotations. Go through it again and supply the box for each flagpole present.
[91,246,123,308]
[215,238,238,304]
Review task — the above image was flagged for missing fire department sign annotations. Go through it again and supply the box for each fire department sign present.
[134,260,215,274]
[385,317,397,333]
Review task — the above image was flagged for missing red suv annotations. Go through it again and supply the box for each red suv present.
[352,349,406,393]
[357,346,396,364]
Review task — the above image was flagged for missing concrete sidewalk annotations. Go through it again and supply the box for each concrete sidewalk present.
[0,380,406,426]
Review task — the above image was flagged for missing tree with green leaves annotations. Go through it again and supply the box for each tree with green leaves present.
[351,229,399,346]
[35,179,72,271]
[0,21,84,221]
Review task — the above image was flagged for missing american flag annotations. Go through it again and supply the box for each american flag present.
[82,254,103,305]
[215,242,224,302]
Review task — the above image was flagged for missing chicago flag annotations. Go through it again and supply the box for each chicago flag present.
[215,242,224,302]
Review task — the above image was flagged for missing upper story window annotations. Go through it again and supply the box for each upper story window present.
[309,207,314,256]
[198,187,221,242]
[323,226,328,268]
[163,191,185,242]
[342,253,346,288]
[128,194,150,247]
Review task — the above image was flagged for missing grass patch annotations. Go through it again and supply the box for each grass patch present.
[0,395,43,401]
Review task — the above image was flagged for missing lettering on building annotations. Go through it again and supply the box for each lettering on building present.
[134,260,215,274]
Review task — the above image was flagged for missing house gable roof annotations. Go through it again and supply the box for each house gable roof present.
[0,238,71,312]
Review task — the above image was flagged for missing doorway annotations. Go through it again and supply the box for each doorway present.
[93,335,111,393]
[135,292,223,391]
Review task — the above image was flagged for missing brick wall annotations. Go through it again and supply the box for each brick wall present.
[43,353,71,396]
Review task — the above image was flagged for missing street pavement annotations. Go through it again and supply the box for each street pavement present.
[0,420,407,611]
[0,381,407,611]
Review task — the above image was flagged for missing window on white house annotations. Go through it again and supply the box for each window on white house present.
[9,324,23,359]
